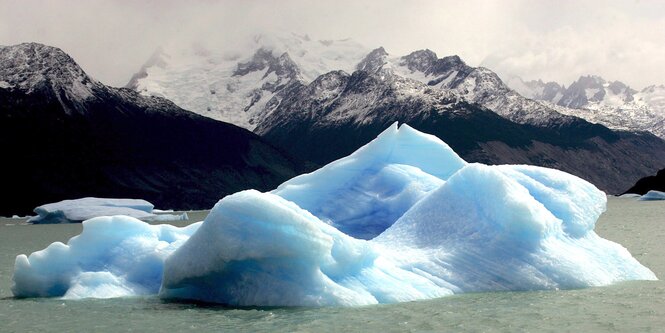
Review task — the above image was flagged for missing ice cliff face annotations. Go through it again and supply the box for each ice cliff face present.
[12,124,657,306]
[508,75,665,139]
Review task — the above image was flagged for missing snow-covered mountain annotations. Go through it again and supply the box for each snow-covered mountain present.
[127,33,369,130]
[507,75,665,139]
[129,39,582,132]
[389,49,578,127]
[0,42,303,216]
[126,35,665,193]
[0,42,104,110]
[255,48,665,194]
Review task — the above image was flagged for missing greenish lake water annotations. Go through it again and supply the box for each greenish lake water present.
[1,198,664,332]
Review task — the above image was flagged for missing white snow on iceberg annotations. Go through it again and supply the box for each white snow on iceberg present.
[12,123,657,306]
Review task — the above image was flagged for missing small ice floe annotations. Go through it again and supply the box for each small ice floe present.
[640,190,665,201]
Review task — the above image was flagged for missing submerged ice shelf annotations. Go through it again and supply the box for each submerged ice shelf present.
[12,123,657,306]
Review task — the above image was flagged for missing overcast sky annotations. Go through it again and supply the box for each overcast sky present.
[1,0,664,89]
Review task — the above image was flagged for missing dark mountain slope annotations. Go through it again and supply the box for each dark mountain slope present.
[0,43,303,216]
[624,169,665,195]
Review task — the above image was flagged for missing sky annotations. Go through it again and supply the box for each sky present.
[1,0,664,89]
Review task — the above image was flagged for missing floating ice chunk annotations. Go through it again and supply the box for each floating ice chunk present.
[618,193,641,198]
[640,190,665,201]
[11,123,658,306]
[28,197,156,224]
[12,216,201,298]
[159,128,655,305]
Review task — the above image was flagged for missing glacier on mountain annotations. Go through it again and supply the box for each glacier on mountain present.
[12,124,657,306]
[127,33,369,130]
[126,33,665,139]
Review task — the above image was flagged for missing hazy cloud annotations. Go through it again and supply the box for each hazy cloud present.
[1,0,663,89]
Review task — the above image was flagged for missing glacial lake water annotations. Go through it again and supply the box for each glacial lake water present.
[1,198,664,332]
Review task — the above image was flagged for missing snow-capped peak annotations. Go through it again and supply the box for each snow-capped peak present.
[232,48,301,83]
[126,33,370,129]
[398,49,438,74]
[356,47,389,73]
[504,76,565,103]
[504,74,665,138]
[0,42,99,100]
[247,33,369,81]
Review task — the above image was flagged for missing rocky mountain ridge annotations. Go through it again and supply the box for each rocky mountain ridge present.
[507,75,665,139]
[0,42,304,216]
[122,35,665,194]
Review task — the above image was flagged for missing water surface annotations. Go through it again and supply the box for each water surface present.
[1,198,664,332]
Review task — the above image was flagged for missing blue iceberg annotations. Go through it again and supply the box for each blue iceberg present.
[640,190,665,201]
[26,197,189,224]
[12,123,657,306]
[12,216,201,298]
[28,197,156,224]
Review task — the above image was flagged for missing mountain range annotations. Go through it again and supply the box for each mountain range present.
[1,36,663,216]
[126,34,368,131]
[506,75,665,139]
[127,34,665,194]
[0,42,303,216]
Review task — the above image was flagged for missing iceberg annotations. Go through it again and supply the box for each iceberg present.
[640,190,665,201]
[12,123,657,306]
[12,216,201,298]
[28,197,156,224]
[618,193,641,199]
[25,197,188,224]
